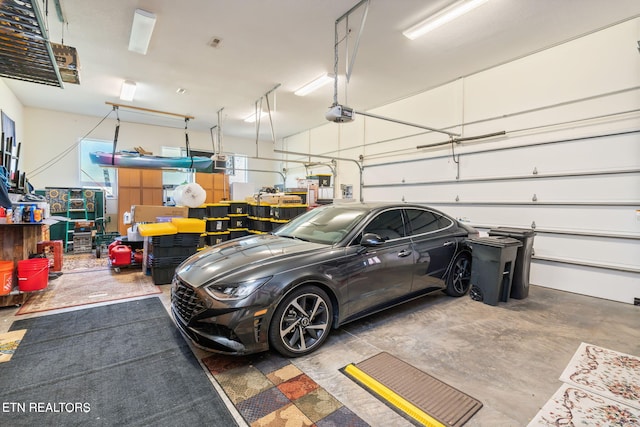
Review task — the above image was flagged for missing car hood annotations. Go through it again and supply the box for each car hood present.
[176,234,325,287]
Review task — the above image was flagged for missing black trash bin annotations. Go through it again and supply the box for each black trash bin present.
[488,227,535,299]
[467,236,522,306]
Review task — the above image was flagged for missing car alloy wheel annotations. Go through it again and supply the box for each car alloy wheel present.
[445,252,472,297]
[469,285,483,302]
[269,285,333,357]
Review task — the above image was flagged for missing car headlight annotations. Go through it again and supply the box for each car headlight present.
[205,277,272,301]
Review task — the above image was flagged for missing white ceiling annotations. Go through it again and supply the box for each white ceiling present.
[4,0,640,141]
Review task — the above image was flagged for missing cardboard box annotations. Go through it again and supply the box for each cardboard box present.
[131,205,188,224]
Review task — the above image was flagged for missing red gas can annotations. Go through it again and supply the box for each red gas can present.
[108,239,123,258]
[133,250,143,264]
[110,245,132,267]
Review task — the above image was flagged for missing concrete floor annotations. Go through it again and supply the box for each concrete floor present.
[2,282,639,426]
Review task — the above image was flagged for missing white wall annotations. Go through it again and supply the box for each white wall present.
[20,108,277,204]
[282,18,640,304]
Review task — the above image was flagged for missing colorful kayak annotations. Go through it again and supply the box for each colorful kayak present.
[90,151,213,170]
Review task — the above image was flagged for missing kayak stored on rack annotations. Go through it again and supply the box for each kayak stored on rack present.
[90,151,213,170]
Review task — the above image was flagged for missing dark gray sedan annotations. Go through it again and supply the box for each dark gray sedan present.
[171,203,478,357]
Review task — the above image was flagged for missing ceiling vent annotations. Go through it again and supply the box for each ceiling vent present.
[208,37,223,48]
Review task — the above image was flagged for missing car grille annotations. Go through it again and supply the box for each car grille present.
[172,279,206,322]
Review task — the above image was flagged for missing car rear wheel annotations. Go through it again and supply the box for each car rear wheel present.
[269,285,333,357]
[445,252,472,297]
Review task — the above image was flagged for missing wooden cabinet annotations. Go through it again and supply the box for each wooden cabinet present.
[117,170,228,234]
[117,168,163,234]
[196,172,229,203]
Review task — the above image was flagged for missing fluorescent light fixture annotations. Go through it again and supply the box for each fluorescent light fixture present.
[244,111,268,123]
[403,0,488,40]
[128,9,156,54]
[294,73,335,96]
[120,80,137,101]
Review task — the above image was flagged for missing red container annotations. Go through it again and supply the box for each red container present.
[17,258,49,292]
[0,260,13,295]
[110,245,132,267]
[108,239,123,258]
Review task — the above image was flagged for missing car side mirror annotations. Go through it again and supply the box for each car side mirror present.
[361,233,385,247]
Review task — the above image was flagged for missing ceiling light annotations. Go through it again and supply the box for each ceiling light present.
[244,111,268,123]
[128,9,156,54]
[403,0,488,40]
[294,73,335,96]
[120,80,137,102]
[176,88,187,94]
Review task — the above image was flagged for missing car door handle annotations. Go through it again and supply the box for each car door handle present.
[398,249,412,258]
[444,241,455,246]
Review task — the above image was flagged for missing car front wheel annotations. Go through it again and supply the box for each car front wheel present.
[269,285,333,357]
[445,252,472,297]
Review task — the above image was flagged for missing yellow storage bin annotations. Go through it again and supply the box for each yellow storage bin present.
[171,217,206,234]
[138,222,178,237]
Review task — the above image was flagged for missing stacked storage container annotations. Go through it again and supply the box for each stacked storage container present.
[188,206,208,249]
[248,201,273,234]
[205,203,230,245]
[227,201,249,240]
[140,218,205,285]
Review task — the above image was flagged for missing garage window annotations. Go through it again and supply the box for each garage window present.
[79,139,117,197]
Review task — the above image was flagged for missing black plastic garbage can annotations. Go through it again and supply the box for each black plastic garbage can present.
[467,236,522,306]
[488,227,535,299]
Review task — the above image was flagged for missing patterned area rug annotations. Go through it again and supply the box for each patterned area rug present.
[559,342,640,410]
[60,252,110,273]
[203,353,369,426]
[16,261,160,315]
[529,384,640,426]
[529,343,640,426]
[0,330,27,363]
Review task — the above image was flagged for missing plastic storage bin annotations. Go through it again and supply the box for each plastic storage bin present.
[206,218,229,232]
[188,206,207,219]
[206,203,230,218]
[138,222,178,237]
[206,232,230,246]
[467,236,522,306]
[171,217,206,234]
[228,201,248,215]
[488,227,536,299]
[228,214,248,229]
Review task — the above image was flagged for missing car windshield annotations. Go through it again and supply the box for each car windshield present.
[273,205,367,245]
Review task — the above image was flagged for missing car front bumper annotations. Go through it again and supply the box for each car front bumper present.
[171,278,270,355]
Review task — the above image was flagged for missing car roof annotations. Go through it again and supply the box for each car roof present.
[321,202,450,216]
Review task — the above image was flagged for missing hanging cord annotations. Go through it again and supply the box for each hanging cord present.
[112,106,120,165]
[184,118,193,169]
[28,108,115,178]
